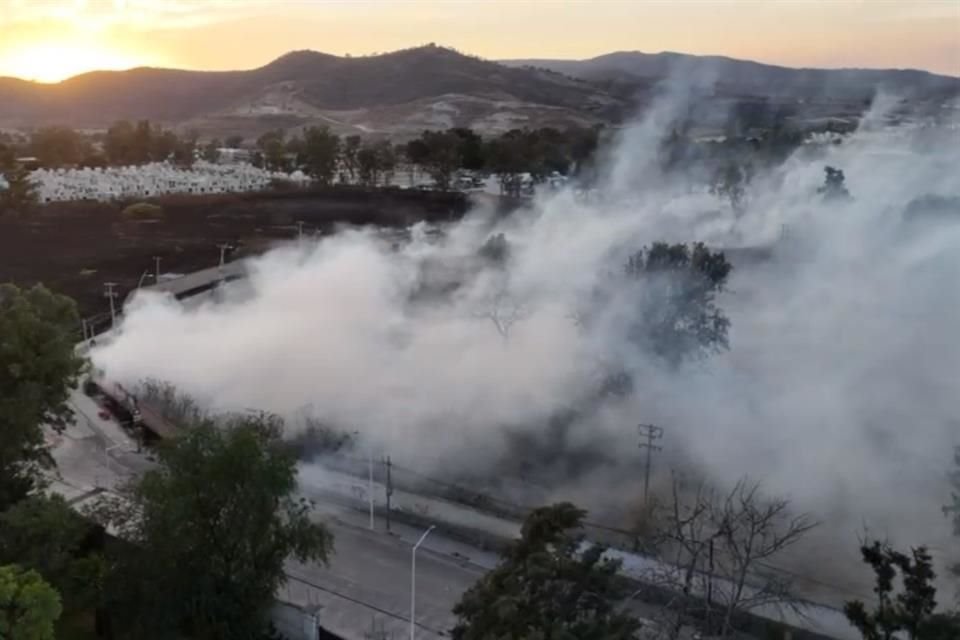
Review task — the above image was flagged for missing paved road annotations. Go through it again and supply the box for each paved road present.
[50,389,497,640]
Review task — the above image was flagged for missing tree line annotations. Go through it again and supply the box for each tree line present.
[0,122,604,190]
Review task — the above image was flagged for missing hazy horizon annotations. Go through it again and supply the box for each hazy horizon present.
[0,0,958,83]
[3,42,960,85]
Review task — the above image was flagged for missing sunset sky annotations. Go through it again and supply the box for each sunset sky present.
[0,0,958,83]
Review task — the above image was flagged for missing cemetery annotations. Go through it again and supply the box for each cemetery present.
[2,160,311,203]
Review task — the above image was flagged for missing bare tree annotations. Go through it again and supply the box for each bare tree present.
[643,473,817,638]
[475,290,529,342]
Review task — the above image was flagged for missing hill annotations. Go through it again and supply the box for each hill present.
[0,45,623,137]
[502,51,960,107]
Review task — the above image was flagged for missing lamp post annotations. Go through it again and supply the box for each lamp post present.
[352,430,375,531]
[410,525,435,640]
[136,269,152,290]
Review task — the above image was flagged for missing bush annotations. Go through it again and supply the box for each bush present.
[121,202,164,220]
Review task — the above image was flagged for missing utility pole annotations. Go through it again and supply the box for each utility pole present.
[103,282,118,329]
[638,423,663,503]
[217,243,232,268]
[296,220,304,241]
[384,455,393,533]
[152,256,162,281]
[80,317,89,342]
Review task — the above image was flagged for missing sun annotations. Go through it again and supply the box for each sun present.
[0,42,145,83]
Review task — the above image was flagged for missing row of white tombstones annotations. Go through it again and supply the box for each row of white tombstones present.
[0,161,311,203]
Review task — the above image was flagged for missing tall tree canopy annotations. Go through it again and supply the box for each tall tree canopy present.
[452,503,641,640]
[617,242,731,368]
[91,414,333,640]
[0,565,62,640]
[0,496,105,614]
[0,284,84,510]
[301,126,340,185]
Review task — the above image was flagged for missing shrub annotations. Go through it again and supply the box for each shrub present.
[121,202,164,220]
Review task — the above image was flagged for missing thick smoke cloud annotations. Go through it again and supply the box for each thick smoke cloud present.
[92,91,960,592]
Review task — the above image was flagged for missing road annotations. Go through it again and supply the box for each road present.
[50,388,495,640]
[51,384,858,640]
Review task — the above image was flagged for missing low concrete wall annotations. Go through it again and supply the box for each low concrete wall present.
[271,601,322,640]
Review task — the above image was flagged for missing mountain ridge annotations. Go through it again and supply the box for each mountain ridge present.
[1,45,956,136]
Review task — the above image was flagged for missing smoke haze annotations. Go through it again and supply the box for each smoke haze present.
[92,89,960,595]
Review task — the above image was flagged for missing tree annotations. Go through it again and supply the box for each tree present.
[203,138,222,163]
[29,127,89,168]
[485,132,533,198]
[451,128,485,172]
[301,127,340,185]
[104,120,137,165]
[357,140,397,187]
[340,135,362,183]
[257,130,288,172]
[0,141,16,172]
[0,565,62,640]
[843,541,959,640]
[451,503,641,640]
[819,165,850,200]
[225,135,244,149]
[89,414,333,640]
[0,284,84,510]
[0,495,105,613]
[150,129,181,163]
[0,164,38,216]
[710,161,751,213]
[172,130,198,168]
[419,130,461,190]
[646,475,815,638]
[619,242,731,368]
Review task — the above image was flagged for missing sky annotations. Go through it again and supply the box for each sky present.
[0,0,958,82]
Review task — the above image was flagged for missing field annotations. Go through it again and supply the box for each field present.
[0,187,470,325]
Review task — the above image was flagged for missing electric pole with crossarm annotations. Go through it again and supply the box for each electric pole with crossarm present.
[638,423,663,503]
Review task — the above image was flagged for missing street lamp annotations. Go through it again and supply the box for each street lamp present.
[410,524,435,640]
[352,430,375,531]
[136,269,153,290]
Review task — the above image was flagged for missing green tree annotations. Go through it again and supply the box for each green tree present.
[843,541,959,640]
[620,242,731,368]
[301,127,340,185]
[0,565,62,640]
[0,141,16,172]
[256,130,288,172]
[486,132,529,198]
[451,128,485,172]
[0,495,105,613]
[419,130,461,190]
[104,120,136,165]
[452,503,641,640]
[340,135,362,184]
[150,129,181,163]
[172,130,198,168]
[0,164,38,216]
[203,138,222,163]
[29,127,89,168]
[357,140,396,187]
[90,414,333,640]
[225,135,244,149]
[0,284,84,510]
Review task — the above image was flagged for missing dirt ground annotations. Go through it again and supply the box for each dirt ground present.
[0,187,469,328]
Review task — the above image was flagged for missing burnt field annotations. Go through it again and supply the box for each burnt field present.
[0,186,471,321]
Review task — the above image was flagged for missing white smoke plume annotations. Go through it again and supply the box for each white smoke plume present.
[92,88,960,597]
